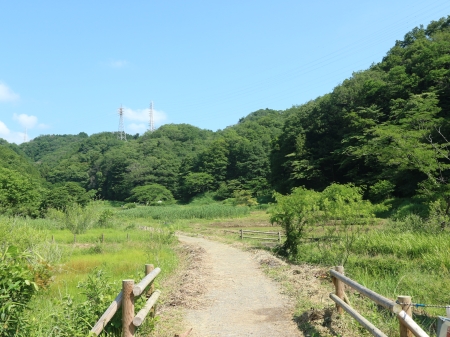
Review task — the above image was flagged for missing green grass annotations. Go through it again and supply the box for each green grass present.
[117,204,250,221]
[292,225,450,335]
[0,205,180,336]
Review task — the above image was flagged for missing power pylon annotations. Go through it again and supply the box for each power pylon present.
[117,105,127,141]
[149,101,154,132]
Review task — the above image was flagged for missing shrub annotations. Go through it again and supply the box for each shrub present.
[369,180,395,202]
[127,184,175,205]
[63,203,99,235]
[232,190,258,206]
[123,203,137,209]
[270,184,377,257]
[98,209,114,228]
[0,247,51,337]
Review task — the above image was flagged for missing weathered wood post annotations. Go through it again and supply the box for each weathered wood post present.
[333,266,345,314]
[145,264,156,317]
[278,231,281,243]
[51,235,54,243]
[122,279,135,337]
[397,295,413,337]
[101,233,104,243]
[240,229,243,239]
[145,264,155,296]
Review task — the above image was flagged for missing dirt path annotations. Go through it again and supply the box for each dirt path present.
[177,234,302,337]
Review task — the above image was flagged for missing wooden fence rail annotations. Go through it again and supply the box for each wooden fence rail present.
[90,264,161,337]
[330,266,429,337]
[237,229,285,243]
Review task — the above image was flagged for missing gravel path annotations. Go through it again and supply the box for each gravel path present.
[177,234,302,337]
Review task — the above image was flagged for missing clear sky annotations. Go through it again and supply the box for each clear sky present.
[1,0,450,143]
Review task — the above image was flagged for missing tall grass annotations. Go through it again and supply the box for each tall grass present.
[0,203,180,336]
[294,223,450,335]
[118,204,250,221]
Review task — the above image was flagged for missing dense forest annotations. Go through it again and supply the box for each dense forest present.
[1,16,450,217]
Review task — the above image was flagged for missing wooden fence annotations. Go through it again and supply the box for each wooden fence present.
[228,229,285,243]
[330,266,429,337]
[90,264,161,337]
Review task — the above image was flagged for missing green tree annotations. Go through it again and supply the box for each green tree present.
[182,172,215,199]
[127,183,175,205]
[0,167,43,217]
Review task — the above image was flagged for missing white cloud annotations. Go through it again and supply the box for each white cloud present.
[0,114,48,144]
[127,123,147,134]
[109,60,128,68]
[123,106,167,125]
[0,83,19,102]
[0,120,26,144]
[13,113,38,129]
[0,121,10,136]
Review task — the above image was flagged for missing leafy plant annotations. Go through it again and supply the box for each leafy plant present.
[63,203,99,235]
[369,180,395,202]
[127,184,175,205]
[0,246,50,337]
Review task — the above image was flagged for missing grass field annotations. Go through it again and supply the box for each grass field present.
[3,200,450,336]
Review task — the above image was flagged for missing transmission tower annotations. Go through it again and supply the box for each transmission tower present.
[149,101,154,132]
[117,105,127,141]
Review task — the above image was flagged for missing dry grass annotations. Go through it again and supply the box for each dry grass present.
[153,241,210,337]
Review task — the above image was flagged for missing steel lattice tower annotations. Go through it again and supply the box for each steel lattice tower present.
[117,105,127,141]
[149,101,154,132]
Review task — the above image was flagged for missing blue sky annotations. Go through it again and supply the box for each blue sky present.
[1,0,450,143]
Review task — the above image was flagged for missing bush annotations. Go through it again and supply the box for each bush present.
[0,247,51,337]
[369,180,395,202]
[127,184,175,205]
[63,203,99,235]
[270,184,377,257]
[98,209,114,228]
[232,190,258,206]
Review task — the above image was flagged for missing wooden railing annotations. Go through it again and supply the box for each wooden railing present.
[330,266,429,337]
[236,229,284,243]
[90,264,161,337]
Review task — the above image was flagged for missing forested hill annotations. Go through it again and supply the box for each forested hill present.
[1,16,450,215]
[14,109,285,204]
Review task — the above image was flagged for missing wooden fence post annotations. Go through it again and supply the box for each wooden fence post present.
[278,231,281,243]
[145,264,155,296]
[145,264,156,317]
[333,266,345,314]
[51,235,54,243]
[240,229,243,239]
[397,295,413,337]
[101,233,104,243]
[122,279,135,337]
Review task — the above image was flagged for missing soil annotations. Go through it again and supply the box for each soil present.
[175,234,303,337]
